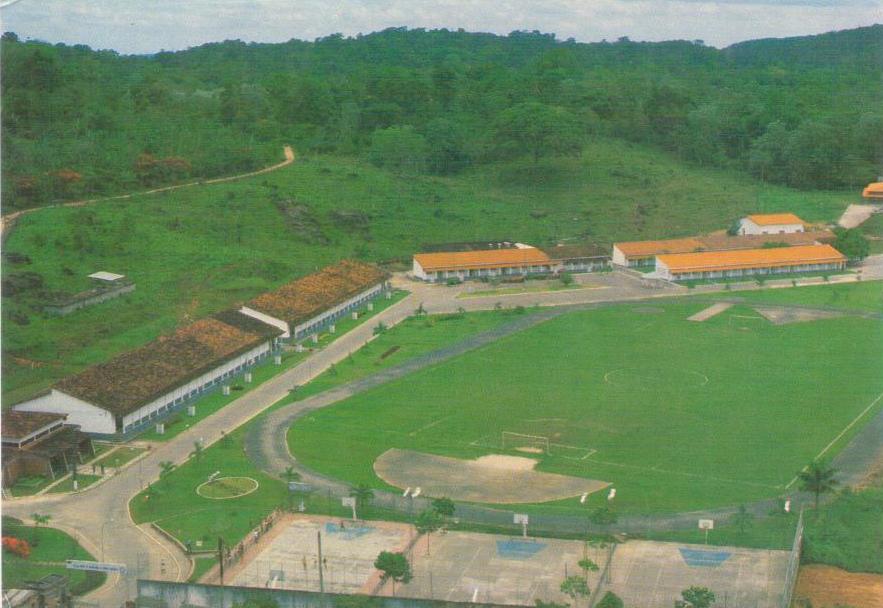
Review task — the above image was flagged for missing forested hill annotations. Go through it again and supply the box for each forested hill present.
[2,25,881,211]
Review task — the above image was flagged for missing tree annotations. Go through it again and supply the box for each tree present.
[596,592,623,608]
[560,272,574,286]
[190,441,204,462]
[367,125,428,175]
[431,496,455,519]
[730,504,754,536]
[559,575,590,607]
[675,586,715,608]
[799,460,839,510]
[589,506,617,531]
[350,484,375,516]
[159,461,176,481]
[832,227,870,262]
[577,557,599,579]
[31,513,51,545]
[493,102,583,164]
[374,551,412,595]
[414,509,443,555]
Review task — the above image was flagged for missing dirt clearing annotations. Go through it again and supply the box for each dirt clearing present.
[688,302,733,322]
[753,305,843,325]
[794,565,883,608]
[374,448,609,504]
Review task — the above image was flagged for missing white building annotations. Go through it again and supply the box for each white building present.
[14,313,281,436]
[738,213,805,236]
[239,260,390,340]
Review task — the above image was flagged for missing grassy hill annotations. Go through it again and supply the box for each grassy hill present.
[1,138,853,405]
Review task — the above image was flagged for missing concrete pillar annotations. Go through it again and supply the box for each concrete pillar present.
[329,324,336,334]
[311,334,319,344]
[245,372,253,383]
[367,302,374,311]
[222,385,231,396]
[188,405,196,417]
[295,344,304,353]
[274,354,282,365]
[156,423,165,435]
[352,312,359,320]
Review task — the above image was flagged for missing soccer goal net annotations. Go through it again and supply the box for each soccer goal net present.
[501,431,551,454]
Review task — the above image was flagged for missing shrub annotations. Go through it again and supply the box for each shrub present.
[446,278,462,286]
[2,536,31,558]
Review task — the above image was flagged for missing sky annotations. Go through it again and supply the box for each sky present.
[0,0,880,54]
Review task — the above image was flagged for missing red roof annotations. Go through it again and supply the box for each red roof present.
[658,244,845,274]
[414,247,552,272]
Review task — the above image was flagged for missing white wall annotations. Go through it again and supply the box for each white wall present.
[739,219,804,235]
[612,246,628,266]
[121,342,271,431]
[239,306,290,338]
[14,390,116,434]
[413,259,429,280]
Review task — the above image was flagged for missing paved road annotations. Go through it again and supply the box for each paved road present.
[5,268,881,605]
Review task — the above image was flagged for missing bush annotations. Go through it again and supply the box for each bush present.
[446,278,462,286]
[2,536,31,558]
[596,591,623,608]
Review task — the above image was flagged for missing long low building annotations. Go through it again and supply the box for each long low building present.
[2,411,94,487]
[240,260,390,340]
[14,313,283,435]
[655,244,846,281]
[613,230,833,267]
[412,244,609,282]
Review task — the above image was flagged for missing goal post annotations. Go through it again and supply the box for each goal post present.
[501,431,551,454]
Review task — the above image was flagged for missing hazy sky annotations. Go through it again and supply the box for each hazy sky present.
[1,0,880,54]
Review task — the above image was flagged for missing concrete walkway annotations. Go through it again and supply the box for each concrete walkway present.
[838,204,878,229]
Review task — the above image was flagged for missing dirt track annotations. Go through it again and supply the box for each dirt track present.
[0,145,294,240]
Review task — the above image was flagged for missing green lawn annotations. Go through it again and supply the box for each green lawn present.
[1,518,106,595]
[91,446,147,468]
[288,302,883,515]
[724,280,883,313]
[859,212,883,254]
[188,556,218,583]
[6,474,54,497]
[46,473,102,494]
[2,138,850,405]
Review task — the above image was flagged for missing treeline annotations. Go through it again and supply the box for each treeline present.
[2,25,881,210]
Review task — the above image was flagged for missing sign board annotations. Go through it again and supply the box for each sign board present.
[288,481,314,493]
[513,513,529,525]
[698,519,714,530]
[341,497,356,508]
[66,560,127,574]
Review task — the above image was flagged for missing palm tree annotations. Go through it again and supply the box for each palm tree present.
[283,466,300,484]
[189,441,203,462]
[798,460,839,510]
[159,461,176,481]
[350,484,375,518]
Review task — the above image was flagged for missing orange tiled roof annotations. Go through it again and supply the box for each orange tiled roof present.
[658,244,845,274]
[862,182,883,198]
[745,213,805,226]
[414,247,552,272]
[613,237,706,258]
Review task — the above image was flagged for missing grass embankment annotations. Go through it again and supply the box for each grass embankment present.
[92,446,147,469]
[136,289,408,442]
[288,301,883,515]
[129,310,516,548]
[1,517,106,595]
[725,278,883,313]
[2,138,850,404]
[46,474,102,494]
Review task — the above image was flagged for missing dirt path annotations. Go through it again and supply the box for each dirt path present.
[0,145,295,241]
[837,203,879,229]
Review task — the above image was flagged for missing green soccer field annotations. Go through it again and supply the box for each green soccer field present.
[288,301,883,514]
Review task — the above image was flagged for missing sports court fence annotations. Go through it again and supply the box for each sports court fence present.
[780,509,804,608]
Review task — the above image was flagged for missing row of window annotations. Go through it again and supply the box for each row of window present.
[121,351,269,433]
[294,287,384,339]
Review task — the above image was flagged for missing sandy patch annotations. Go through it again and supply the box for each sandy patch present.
[752,306,843,325]
[374,448,609,504]
[515,447,544,455]
[794,565,883,608]
[687,302,733,322]
[474,454,538,470]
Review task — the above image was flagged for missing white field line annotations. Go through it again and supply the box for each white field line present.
[408,416,451,437]
[784,391,883,490]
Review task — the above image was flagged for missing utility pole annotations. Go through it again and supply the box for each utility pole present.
[217,537,224,585]
[317,530,325,594]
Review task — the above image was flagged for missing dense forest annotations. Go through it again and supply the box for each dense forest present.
[1,25,881,210]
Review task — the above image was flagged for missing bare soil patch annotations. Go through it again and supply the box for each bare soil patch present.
[687,302,733,322]
[794,565,883,608]
[752,306,843,325]
[374,448,609,504]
